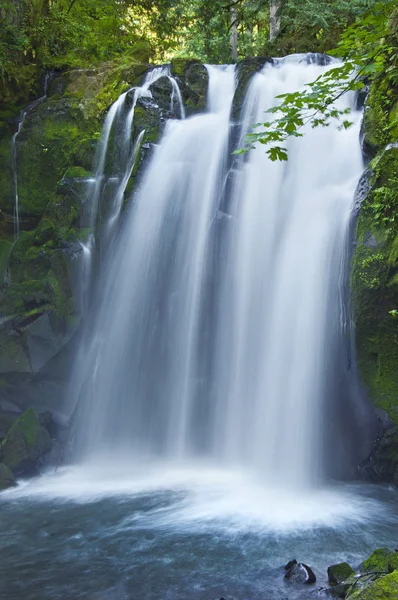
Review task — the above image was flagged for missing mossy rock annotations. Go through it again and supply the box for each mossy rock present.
[0,126,14,217]
[347,571,398,599]
[170,59,209,116]
[360,548,395,574]
[149,76,183,119]
[328,562,356,586]
[134,101,162,144]
[16,98,99,220]
[329,574,359,598]
[232,57,273,121]
[0,463,16,490]
[352,146,398,438]
[363,76,398,154]
[0,407,52,475]
[388,553,398,572]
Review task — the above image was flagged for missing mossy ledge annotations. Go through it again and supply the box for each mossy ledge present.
[352,64,398,483]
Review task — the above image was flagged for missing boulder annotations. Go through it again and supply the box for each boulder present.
[0,407,52,476]
[284,561,316,584]
[328,562,356,586]
[388,553,398,572]
[347,571,398,599]
[360,548,394,574]
[0,462,16,490]
[170,59,209,116]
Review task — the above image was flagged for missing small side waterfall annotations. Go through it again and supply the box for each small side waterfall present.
[78,65,185,308]
[11,74,50,240]
[70,58,372,488]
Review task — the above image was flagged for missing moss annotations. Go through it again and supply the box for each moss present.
[363,75,398,154]
[0,407,52,474]
[134,103,162,144]
[328,562,356,586]
[16,99,99,219]
[0,239,13,278]
[0,127,14,216]
[170,58,195,78]
[64,60,148,121]
[171,60,209,116]
[352,147,398,426]
[232,57,273,121]
[348,571,398,599]
[0,463,16,491]
[0,334,30,374]
[388,553,398,572]
[361,549,394,573]
[62,166,90,179]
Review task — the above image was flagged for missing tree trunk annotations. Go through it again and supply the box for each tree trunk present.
[230,1,238,62]
[270,0,281,43]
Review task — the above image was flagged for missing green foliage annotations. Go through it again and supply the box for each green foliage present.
[240,1,398,160]
[279,0,382,54]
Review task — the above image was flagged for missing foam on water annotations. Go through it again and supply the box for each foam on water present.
[4,465,394,534]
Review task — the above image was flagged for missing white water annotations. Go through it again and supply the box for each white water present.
[84,65,184,266]
[71,59,365,493]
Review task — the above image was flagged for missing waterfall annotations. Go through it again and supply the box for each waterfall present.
[83,65,185,275]
[71,58,369,488]
[11,74,50,240]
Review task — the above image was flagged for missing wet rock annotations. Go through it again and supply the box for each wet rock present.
[149,76,182,119]
[284,561,317,584]
[0,407,52,476]
[231,57,273,121]
[324,574,360,598]
[0,399,21,413]
[347,571,398,599]
[285,559,298,570]
[170,59,208,116]
[359,415,398,487]
[359,548,395,573]
[328,562,355,586]
[0,462,16,490]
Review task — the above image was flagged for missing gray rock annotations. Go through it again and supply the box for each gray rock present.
[285,561,317,584]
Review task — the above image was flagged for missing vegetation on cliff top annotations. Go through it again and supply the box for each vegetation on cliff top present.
[0,0,386,106]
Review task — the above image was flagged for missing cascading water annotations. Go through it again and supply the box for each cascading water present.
[71,58,372,489]
[80,65,185,283]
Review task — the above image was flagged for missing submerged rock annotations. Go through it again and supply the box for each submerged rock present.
[0,407,52,476]
[284,561,316,584]
[328,562,355,586]
[0,462,16,490]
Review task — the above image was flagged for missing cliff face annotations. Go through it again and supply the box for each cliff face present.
[352,67,398,483]
[0,58,210,417]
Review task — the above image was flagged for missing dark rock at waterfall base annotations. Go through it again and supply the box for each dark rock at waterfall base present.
[0,407,52,476]
[328,562,355,586]
[359,418,398,485]
[284,561,317,584]
[0,462,16,490]
[285,559,298,570]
